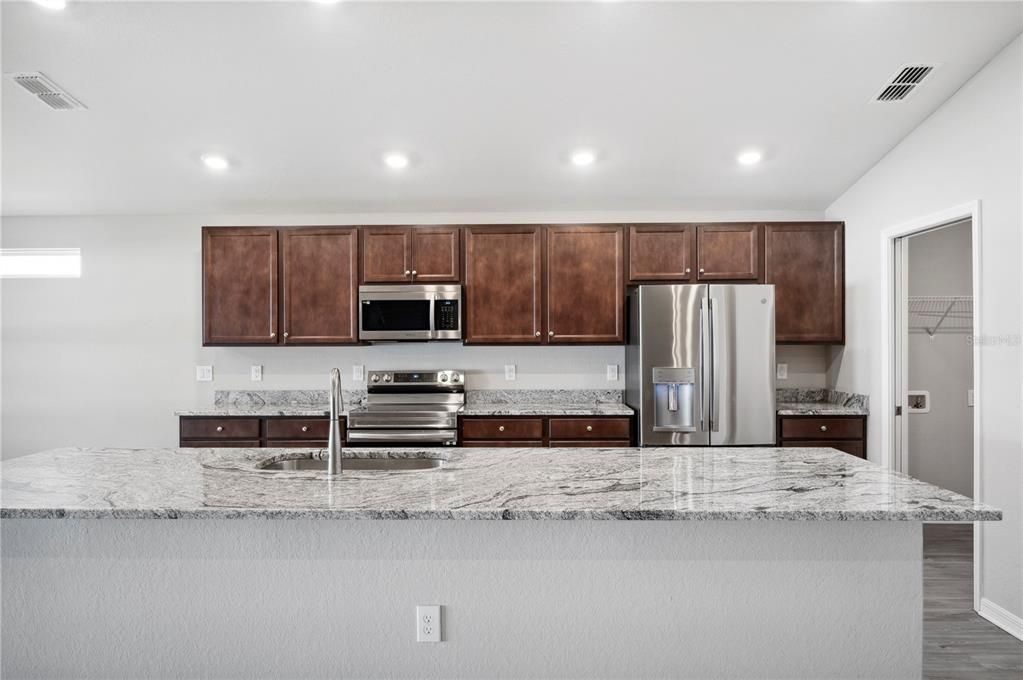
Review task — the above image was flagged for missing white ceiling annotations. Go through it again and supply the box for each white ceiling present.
[3,1,1021,216]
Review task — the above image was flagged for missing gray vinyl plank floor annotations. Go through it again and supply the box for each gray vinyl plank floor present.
[924,524,1023,680]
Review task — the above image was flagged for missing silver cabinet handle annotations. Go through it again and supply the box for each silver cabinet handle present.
[820,425,828,432]
[301,426,309,432]
[548,331,555,337]
[283,332,289,338]
[411,270,417,276]
[586,425,593,432]
[535,331,541,337]
[404,270,411,276]
[270,332,276,338]
[498,425,505,432]
[216,426,223,432]
[699,268,705,274]
[685,268,692,274]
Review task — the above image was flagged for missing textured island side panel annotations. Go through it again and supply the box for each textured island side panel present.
[1,520,921,680]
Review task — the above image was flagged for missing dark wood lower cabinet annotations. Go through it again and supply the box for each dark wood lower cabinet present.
[179,416,336,448]
[777,415,867,459]
[460,416,635,447]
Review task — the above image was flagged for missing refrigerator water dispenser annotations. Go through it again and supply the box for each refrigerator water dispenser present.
[652,367,697,432]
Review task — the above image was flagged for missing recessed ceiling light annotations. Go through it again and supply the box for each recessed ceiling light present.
[737,150,763,166]
[201,154,230,171]
[570,148,598,167]
[383,152,410,170]
[32,0,67,9]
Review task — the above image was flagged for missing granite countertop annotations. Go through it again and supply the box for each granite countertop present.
[776,402,869,416]
[459,403,634,417]
[0,446,999,522]
[175,407,335,417]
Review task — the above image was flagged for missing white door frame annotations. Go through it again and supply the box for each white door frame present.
[878,200,983,610]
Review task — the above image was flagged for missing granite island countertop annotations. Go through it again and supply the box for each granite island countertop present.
[0,446,998,522]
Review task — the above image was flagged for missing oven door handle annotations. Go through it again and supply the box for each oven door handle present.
[346,430,457,443]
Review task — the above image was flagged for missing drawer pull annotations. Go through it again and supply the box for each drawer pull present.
[301,426,309,432]
[820,425,828,432]
[498,425,505,432]
[216,426,223,432]
[586,425,593,432]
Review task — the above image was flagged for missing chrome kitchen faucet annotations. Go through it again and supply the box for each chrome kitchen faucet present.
[327,368,345,475]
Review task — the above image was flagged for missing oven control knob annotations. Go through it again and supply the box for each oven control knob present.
[451,373,461,383]
[371,374,380,383]
[383,374,392,382]
[440,374,448,382]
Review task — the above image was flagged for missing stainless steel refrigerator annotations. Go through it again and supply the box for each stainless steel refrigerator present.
[625,284,776,446]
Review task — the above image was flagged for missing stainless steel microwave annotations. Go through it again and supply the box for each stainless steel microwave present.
[358,285,462,341]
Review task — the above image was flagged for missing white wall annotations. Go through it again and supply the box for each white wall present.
[826,36,1022,624]
[0,209,823,460]
[907,222,973,497]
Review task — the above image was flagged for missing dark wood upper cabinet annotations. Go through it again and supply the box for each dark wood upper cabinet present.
[360,226,461,284]
[628,224,693,282]
[546,225,625,343]
[202,227,279,345]
[361,227,412,283]
[765,223,844,344]
[281,228,359,344]
[410,226,461,282]
[464,226,543,344]
[696,224,761,280]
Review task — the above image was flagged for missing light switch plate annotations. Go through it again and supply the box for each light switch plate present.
[416,605,442,643]
[776,363,788,380]
[196,365,213,382]
[504,364,516,381]
[250,365,262,382]
[606,364,619,381]
[353,365,365,382]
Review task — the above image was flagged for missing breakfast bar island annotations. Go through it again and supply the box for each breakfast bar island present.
[1,445,999,679]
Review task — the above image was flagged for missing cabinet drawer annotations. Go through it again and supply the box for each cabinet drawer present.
[266,418,331,440]
[549,418,631,440]
[180,418,260,440]
[462,419,544,440]
[550,440,632,448]
[179,439,261,448]
[462,440,544,448]
[781,440,864,459]
[780,417,863,440]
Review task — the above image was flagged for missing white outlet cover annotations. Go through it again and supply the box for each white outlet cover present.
[504,364,516,381]
[606,364,619,381]
[250,365,262,381]
[776,363,789,380]
[416,605,441,643]
[353,365,365,381]
[196,365,213,382]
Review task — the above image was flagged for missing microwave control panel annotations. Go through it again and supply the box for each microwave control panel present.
[435,300,460,331]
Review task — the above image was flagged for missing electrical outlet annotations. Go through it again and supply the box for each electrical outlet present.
[504,364,516,381]
[606,364,619,381]
[416,605,442,643]
[250,365,262,382]
[353,365,365,382]
[196,365,213,382]
[776,363,788,380]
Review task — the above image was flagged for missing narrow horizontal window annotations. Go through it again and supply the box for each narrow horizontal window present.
[0,248,82,278]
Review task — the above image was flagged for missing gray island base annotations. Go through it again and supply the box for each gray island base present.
[1,446,1000,679]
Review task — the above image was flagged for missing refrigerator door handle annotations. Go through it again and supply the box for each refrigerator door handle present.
[700,297,710,432]
[707,297,719,432]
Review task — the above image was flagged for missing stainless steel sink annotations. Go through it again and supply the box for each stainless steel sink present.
[260,456,443,472]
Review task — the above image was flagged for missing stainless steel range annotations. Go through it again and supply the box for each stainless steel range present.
[346,369,463,446]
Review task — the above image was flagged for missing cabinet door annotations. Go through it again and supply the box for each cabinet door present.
[464,226,543,343]
[202,227,278,345]
[281,228,359,344]
[765,223,844,343]
[411,226,461,282]
[545,225,624,343]
[628,224,693,282]
[696,224,760,280]
[361,227,412,283]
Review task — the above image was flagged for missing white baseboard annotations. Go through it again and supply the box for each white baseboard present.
[978,597,1023,641]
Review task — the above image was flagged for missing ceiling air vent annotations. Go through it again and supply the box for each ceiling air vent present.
[874,64,938,102]
[9,72,86,110]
